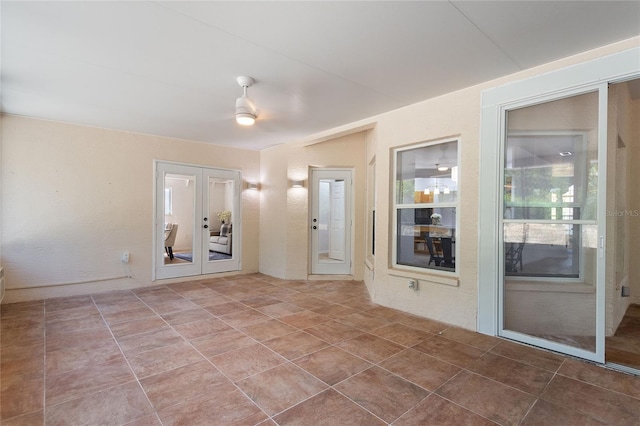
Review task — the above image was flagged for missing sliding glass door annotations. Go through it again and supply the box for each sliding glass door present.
[499,89,605,362]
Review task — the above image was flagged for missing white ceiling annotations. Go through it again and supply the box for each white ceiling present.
[2,1,639,151]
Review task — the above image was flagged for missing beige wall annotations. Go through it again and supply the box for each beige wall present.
[1,115,260,302]
[607,82,637,334]
[358,38,640,331]
[259,132,367,280]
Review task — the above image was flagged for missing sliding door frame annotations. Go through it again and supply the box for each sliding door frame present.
[478,46,640,363]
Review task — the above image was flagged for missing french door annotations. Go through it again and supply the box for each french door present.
[310,169,353,275]
[154,161,241,280]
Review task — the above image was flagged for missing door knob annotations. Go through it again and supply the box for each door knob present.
[204,224,209,229]
[204,217,208,221]
[313,226,317,229]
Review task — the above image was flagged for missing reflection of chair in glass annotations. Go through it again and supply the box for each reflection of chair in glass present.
[505,242,525,272]
[440,237,455,268]
[164,223,178,260]
[425,234,443,266]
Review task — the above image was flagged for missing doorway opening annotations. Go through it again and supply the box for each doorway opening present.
[604,79,640,373]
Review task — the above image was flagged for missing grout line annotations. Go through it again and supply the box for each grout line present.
[90,292,159,424]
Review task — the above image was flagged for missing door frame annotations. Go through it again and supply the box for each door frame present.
[153,160,242,280]
[477,46,640,363]
[309,168,354,276]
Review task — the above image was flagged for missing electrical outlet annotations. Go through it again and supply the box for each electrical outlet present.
[408,279,418,291]
[122,251,130,263]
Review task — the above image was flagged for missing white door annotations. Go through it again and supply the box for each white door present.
[310,169,352,275]
[154,162,241,280]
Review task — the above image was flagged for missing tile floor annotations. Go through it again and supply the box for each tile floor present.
[606,304,640,370]
[1,274,639,425]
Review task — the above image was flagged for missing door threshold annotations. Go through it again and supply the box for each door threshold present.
[605,362,640,376]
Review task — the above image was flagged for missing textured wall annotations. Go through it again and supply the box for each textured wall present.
[1,116,260,302]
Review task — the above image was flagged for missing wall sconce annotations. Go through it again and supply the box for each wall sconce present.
[291,180,305,188]
[247,182,259,191]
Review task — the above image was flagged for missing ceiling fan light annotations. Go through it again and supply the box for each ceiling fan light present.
[236,112,256,126]
[438,165,449,171]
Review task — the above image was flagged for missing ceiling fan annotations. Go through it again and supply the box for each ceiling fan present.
[235,76,257,126]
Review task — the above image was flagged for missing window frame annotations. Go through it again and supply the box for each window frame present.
[391,137,460,276]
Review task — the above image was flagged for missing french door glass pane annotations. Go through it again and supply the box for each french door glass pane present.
[164,173,195,264]
[207,177,234,261]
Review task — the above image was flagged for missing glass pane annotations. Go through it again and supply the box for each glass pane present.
[396,141,458,205]
[503,91,599,353]
[208,177,234,261]
[397,207,456,271]
[164,173,195,264]
[316,178,347,264]
[505,92,599,221]
[504,223,580,277]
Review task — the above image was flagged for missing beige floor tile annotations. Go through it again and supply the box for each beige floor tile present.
[334,366,429,423]
[108,316,167,339]
[46,338,124,375]
[273,389,386,425]
[219,308,271,327]
[439,326,502,351]
[116,326,183,356]
[370,322,432,346]
[490,340,565,372]
[3,275,638,426]
[263,331,329,360]
[191,328,256,357]
[126,341,204,379]
[237,363,327,416]
[171,317,231,340]
[279,311,330,329]
[379,348,460,391]
[337,333,404,363]
[541,374,640,426]
[46,358,135,406]
[466,352,555,395]
[140,360,230,410]
[0,371,44,420]
[210,342,287,381]
[334,312,389,332]
[436,370,536,426]
[294,346,372,385]
[413,335,485,368]
[394,394,496,426]
[520,399,606,425]
[158,384,267,426]
[558,358,640,399]
[45,381,153,426]
[304,320,364,344]
[241,319,298,341]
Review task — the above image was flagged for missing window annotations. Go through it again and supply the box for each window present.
[393,139,458,272]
